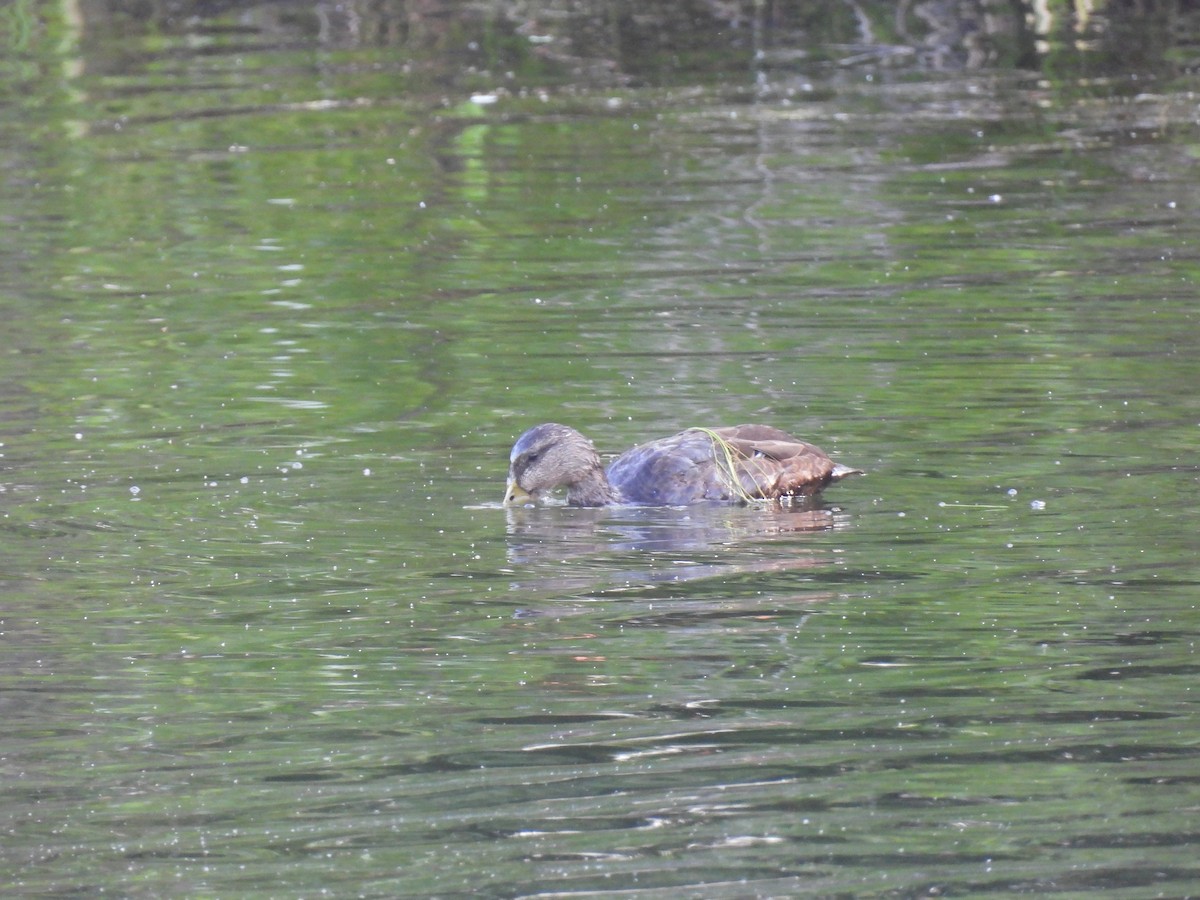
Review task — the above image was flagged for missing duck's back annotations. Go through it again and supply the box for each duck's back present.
[605,425,850,505]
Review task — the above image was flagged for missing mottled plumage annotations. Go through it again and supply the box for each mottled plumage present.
[504,423,859,507]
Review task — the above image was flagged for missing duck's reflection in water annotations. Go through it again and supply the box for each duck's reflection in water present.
[502,500,850,604]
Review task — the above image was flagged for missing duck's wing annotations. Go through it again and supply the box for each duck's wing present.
[606,425,855,505]
[711,424,854,498]
[605,430,721,504]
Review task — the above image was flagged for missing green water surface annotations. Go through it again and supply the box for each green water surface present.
[2,3,1199,897]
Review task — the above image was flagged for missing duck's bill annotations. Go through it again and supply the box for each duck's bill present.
[504,478,534,506]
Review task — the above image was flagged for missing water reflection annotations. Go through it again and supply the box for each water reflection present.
[501,502,848,604]
[505,501,841,557]
[50,1,1196,84]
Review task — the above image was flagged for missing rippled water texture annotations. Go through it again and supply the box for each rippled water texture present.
[2,2,1199,896]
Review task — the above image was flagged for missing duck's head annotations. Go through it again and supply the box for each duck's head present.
[503,423,602,506]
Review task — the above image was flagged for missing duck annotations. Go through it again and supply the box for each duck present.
[503,422,859,507]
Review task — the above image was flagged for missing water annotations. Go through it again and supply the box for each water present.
[3,2,1199,897]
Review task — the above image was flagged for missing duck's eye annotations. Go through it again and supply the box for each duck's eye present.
[525,452,539,464]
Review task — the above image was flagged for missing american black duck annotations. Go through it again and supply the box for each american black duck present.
[504,423,859,507]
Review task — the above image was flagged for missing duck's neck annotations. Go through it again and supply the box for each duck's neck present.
[567,468,622,506]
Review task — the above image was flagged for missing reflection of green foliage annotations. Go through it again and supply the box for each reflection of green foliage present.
[1,0,37,52]
[3,3,684,463]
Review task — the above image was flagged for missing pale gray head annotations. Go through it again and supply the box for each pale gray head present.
[503,423,612,506]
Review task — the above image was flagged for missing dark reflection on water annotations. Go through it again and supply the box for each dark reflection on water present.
[504,501,841,559]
